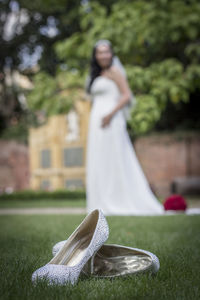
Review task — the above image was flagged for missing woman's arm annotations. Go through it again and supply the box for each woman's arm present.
[101,66,131,128]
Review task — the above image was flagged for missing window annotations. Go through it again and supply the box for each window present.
[40,149,51,168]
[64,179,84,190]
[40,179,51,190]
[63,147,83,167]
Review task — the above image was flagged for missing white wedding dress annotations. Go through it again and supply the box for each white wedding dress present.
[86,76,164,216]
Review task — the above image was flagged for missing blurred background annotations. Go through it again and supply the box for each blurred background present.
[0,0,200,203]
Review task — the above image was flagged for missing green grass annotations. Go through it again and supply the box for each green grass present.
[0,214,200,300]
[0,199,86,208]
[0,196,199,209]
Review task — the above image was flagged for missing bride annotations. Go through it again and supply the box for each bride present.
[85,39,164,215]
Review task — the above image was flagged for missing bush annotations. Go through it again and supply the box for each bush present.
[0,189,86,201]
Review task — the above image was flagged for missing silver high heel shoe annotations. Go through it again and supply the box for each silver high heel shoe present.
[32,209,109,285]
[52,242,160,278]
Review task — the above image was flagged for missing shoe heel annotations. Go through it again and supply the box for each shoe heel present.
[90,249,98,275]
[82,248,99,276]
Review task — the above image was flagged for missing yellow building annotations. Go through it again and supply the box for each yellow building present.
[29,100,91,190]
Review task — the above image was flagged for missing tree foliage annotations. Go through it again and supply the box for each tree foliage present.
[27,0,200,135]
[0,0,83,136]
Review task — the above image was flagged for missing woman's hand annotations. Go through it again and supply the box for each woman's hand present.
[101,112,113,128]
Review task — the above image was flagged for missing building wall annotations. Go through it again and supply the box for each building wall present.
[134,133,200,197]
[0,127,199,197]
[29,100,91,191]
[0,140,29,192]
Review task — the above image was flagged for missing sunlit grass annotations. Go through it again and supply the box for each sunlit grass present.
[0,214,199,300]
[0,196,199,209]
[0,199,86,208]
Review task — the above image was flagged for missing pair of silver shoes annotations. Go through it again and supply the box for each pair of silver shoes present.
[32,209,160,285]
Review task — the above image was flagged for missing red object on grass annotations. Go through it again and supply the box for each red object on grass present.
[163,194,187,211]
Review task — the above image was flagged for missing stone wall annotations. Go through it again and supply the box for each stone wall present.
[134,133,200,197]
[0,140,29,192]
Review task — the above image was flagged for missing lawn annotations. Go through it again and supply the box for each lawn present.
[0,195,199,209]
[0,213,200,300]
[0,199,86,208]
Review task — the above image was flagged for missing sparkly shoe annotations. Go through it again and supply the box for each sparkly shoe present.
[52,242,160,278]
[32,209,109,285]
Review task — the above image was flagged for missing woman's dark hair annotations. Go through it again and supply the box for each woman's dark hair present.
[86,43,114,94]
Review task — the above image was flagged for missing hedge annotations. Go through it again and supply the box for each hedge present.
[0,189,86,201]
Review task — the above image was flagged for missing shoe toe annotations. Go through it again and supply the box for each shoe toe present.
[32,264,73,285]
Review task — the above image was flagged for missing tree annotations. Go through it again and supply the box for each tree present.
[26,0,200,135]
[0,0,84,137]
